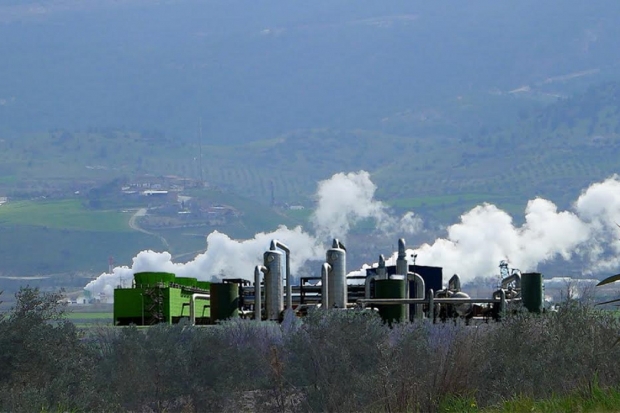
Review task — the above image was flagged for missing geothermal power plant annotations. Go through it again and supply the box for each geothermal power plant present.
[112,238,544,326]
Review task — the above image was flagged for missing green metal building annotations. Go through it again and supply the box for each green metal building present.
[113,272,212,325]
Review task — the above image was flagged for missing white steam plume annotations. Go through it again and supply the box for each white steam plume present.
[387,175,620,284]
[311,171,421,240]
[85,171,419,297]
[86,172,620,298]
[85,226,325,297]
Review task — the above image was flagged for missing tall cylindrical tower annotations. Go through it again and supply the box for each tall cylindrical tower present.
[327,239,347,308]
[264,249,284,320]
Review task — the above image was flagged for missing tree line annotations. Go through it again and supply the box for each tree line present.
[2,287,620,412]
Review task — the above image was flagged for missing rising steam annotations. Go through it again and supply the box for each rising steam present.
[85,171,418,297]
[85,172,620,298]
[390,175,620,282]
[311,171,422,239]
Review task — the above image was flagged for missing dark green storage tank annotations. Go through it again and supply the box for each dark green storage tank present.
[376,277,406,324]
[521,272,543,313]
[210,283,239,323]
[197,281,211,291]
[134,272,175,287]
[175,277,198,287]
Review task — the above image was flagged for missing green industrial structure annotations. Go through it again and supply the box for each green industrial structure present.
[375,277,406,325]
[111,239,547,327]
[114,272,214,325]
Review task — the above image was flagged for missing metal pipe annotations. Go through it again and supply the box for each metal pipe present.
[396,238,408,276]
[358,297,502,305]
[254,265,267,322]
[396,239,411,319]
[428,289,435,322]
[363,254,386,300]
[499,289,506,314]
[321,263,331,309]
[448,274,462,292]
[365,275,378,299]
[377,254,387,280]
[407,272,425,319]
[501,271,521,290]
[270,240,292,311]
[190,293,211,326]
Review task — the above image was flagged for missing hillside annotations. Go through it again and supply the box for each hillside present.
[1,1,619,143]
[1,82,619,215]
[1,82,619,279]
[195,82,620,221]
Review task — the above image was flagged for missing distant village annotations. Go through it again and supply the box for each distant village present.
[117,175,241,229]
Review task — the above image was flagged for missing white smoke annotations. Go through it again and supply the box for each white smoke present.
[85,172,620,298]
[85,171,418,297]
[391,175,620,284]
[311,170,421,239]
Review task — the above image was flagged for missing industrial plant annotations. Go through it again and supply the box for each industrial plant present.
[113,238,545,326]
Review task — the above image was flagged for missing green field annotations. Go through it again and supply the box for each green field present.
[67,311,113,327]
[66,312,113,320]
[0,199,132,232]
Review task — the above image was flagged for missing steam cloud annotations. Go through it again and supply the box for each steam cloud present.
[85,172,620,298]
[389,175,620,282]
[85,171,418,298]
[311,171,422,239]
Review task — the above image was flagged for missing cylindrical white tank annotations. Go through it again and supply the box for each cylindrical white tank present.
[396,238,408,276]
[327,239,347,308]
[397,238,410,320]
[263,249,284,320]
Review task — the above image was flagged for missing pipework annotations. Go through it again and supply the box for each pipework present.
[270,240,292,310]
[254,265,267,322]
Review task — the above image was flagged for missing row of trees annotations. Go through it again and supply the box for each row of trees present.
[2,288,620,412]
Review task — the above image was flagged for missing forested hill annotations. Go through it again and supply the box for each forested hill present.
[0,81,618,276]
[0,81,618,224]
[199,81,620,219]
[1,0,620,144]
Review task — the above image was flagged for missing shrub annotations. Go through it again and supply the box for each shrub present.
[3,292,620,412]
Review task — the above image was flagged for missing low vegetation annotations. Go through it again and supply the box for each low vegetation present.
[2,288,620,412]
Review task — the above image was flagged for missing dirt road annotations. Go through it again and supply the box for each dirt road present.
[128,208,170,250]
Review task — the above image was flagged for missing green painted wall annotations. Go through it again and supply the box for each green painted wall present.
[114,288,144,320]
[114,286,211,325]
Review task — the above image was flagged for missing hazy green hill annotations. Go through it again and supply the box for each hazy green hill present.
[1,82,619,216]
[204,82,620,222]
[1,1,619,143]
[1,82,620,277]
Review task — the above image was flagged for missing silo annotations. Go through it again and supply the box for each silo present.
[327,239,347,308]
[264,249,284,320]
[175,277,198,288]
[521,272,543,313]
[376,275,406,325]
[210,282,239,323]
[396,239,408,276]
[134,271,175,287]
[196,281,211,291]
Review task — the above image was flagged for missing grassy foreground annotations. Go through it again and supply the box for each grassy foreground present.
[5,288,620,412]
[441,384,620,413]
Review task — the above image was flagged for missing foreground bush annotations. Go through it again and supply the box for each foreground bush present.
[2,288,620,412]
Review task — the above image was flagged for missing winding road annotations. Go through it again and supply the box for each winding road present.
[128,208,170,250]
